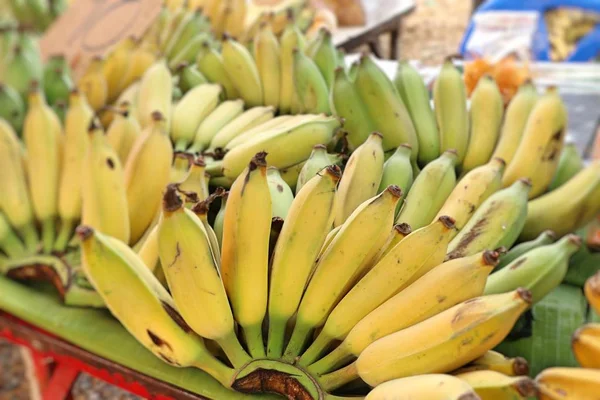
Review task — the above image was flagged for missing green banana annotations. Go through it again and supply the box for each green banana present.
[296,144,343,194]
[165,10,210,60]
[4,45,42,99]
[222,35,263,107]
[168,34,210,70]
[378,144,413,215]
[266,167,295,220]
[213,191,227,248]
[175,63,207,94]
[279,24,304,114]
[293,49,330,114]
[308,28,336,89]
[43,55,73,108]
[0,83,25,133]
[196,42,239,100]
[496,230,555,271]
[0,210,26,258]
[548,142,583,191]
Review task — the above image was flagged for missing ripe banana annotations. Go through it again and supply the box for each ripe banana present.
[293,49,330,114]
[585,271,600,316]
[266,167,294,219]
[77,226,235,387]
[171,84,222,151]
[394,62,440,165]
[502,88,568,198]
[447,178,531,259]
[222,36,263,107]
[178,157,210,203]
[170,151,192,184]
[366,374,479,400]
[77,56,108,112]
[23,84,63,253]
[300,216,455,367]
[396,150,457,230]
[196,42,239,100]
[334,132,384,227]
[456,350,530,376]
[435,157,505,238]
[253,25,281,110]
[374,223,413,262]
[455,370,538,400]
[55,90,94,251]
[536,367,600,400]
[548,141,584,191]
[267,166,340,358]
[353,289,532,387]
[137,60,173,129]
[106,102,142,165]
[296,144,342,194]
[434,60,469,164]
[572,323,600,369]
[188,99,244,153]
[102,37,136,103]
[520,160,600,240]
[496,230,555,271]
[209,106,274,150]
[283,186,402,359]
[121,41,158,90]
[279,24,304,114]
[223,0,246,39]
[124,111,173,244]
[223,114,298,150]
[220,153,271,358]
[462,76,504,172]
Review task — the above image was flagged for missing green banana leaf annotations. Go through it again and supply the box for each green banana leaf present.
[0,276,275,400]
[564,242,600,287]
[496,284,586,376]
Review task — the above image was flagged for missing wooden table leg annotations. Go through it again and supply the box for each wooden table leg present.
[42,362,79,400]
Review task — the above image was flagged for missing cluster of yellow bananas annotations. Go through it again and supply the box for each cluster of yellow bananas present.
[545,7,600,61]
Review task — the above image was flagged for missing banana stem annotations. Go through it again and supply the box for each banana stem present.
[309,343,354,377]
[318,362,359,392]
[1,230,26,259]
[174,138,189,152]
[299,330,333,367]
[54,219,75,252]
[283,320,312,361]
[266,316,286,359]
[20,222,39,253]
[187,142,203,154]
[205,160,224,176]
[193,355,236,389]
[41,218,56,254]
[218,330,251,369]
[243,323,266,359]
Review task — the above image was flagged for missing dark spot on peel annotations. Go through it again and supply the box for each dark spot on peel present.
[168,243,181,268]
[277,184,283,192]
[509,258,528,270]
[147,330,173,351]
[106,158,115,169]
[161,301,193,333]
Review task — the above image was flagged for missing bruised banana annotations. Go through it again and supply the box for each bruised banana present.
[366,374,479,400]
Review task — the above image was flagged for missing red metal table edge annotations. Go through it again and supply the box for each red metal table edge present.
[0,311,207,400]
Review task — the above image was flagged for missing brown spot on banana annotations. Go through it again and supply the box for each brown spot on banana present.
[147,330,173,350]
[161,301,193,333]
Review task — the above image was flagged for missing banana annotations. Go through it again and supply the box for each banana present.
[396,150,457,230]
[137,225,159,272]
[279,24,304,114]
[462,76,504,172]
[266,167,294,219]
[334,132,384,227]
[77,56,108,112]
[223,0,247,39]
[178,157,210,202]
[224,114,311,150]
[330,67,375,151]
[190,192,222,268]
[222,35,263,107]
[4,45,42,99]
[502,88,568,198]
[157,185,250,368]
[434,60,469,164]
[213,191,227,247]
[102,37,136,103]
[165,10,209,61]
[519,161,600,240]
[0,211,26,258]
[267,166,340,358]
[106,102,142,165]
[253,24,280,110]
[394,61,440,165]
[196,42,239,100]
[351,289,532,388]
[170,151,192,184]
[456,370,538,400]
[77,226,235,387]
[296,144,342,194]
[572,323,600,369]
[168,33,211,71]
[171,84,222,151]
[366,374,479,400]
[308,28,336,89]
[137,60,173,129]
[55,90,94,251]
[176,63,208,94]
[457,350,530,376]
[220,152,271,358]
[0,83,25,133]
[43,55,73,109]
[492,82,538,165]
[283,186,402,359]
[222,115,341,179]
[187,100,244,153]
[548,141,583,191]
[209,106,275,150]
[485,234,580,303]
[0,119,38,251]
[355,55,418,156]
[536,367,600,400]
[374,223,413,262]
[300,216,456,367]
[23,84,63,253]
[447,179,531,259]
[121,40,158,90]
[378,144,413,214]
[293,49,330,114]
[435,158,505,238]
[124,111,173,244]
[496,230,555,270]
[585,271,600,316]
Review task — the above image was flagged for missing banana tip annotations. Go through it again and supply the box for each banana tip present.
[458,394,480,400]
[151,111,164,121]
[483,250,500,266]
[491,157,506,167]
[518,177,532,187]
[325,164,342,180]
[438,215,456,229]
[386,185,403,199]
[75,225,94,241]
[513,357,530,376]
[163,184,183,212]
[566,234,582,247]
[516,288,533,304]
[371,131,384,140]
[394,223,412,236]
[494,246,508,255]
[399,143,413,150]
[249,152,268,170]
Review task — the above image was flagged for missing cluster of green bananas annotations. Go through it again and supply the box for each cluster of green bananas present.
[545,7,600,61]
[2,0,68,31]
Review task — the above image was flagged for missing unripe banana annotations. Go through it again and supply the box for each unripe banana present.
[266,167,294,219]
[296,144,342,194]
[213,191,227,247]
[176,63,207,94]
[548,141,583,191]
[137,60,173,129]
[455,370,538,400]
[462,76,504,172]
[496,230,555,271]
[503,88,568,198]
[0,83,25,133]
[293,48,330,114]
[284,186,402,360]
[334,132,384,226]
[536,367,600,400]
[0,212,26,258]
[366,374,479,400]
[196,42,239,100]
[378,144,413,214]
[436,157,505,238]
[222,35,263,107]
[168,33,211,71]
[165,9,209,61]
[355,55,418,156]
[394,62,440,165]
[106,102,142,165]
[43,55,74,109]
[396,150,457,230]
[77,56,108,112]
[279,24,304,114]
[456,350,530,376]
[171,84,222,151]
[434,60,469,164]
[4,45,42,99]
[447,178,531,259]
[267,166,340,358]
[209,106,274,150]
[308,28,336,89]
[223,114,298,150]
[492,81,538,165]
[188,100,244,153]
[253,25,281,110]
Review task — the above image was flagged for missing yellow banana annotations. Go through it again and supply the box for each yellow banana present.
[374,223,413,261]
[222,36,263,107]
[209,106,275,150]
[137,225,159,272]
[190,193,222,268]
[124,111,173,244]
[77,56,108,112]
[572,323,600,369]
[55,90,94,251]
[456,370,538,400]
[223,0,246,39]
[196,42,240,100]
[536,367,600,400]
[300,216,455,367]
[188,99,244,153]
[102,37,136,103]
[220,152,271,358]
[585,271,600,316]
[121,40,158,90]
[279,24,304,114]
[283,186,402,360]
[106,102,142,166]
[23,84,63,253]
[224,114,312,150]
[178,157,210,202]
[366,374,480,400]
[253,25,280,110]
[455,350,530,376]
[137,60,173,129]
[170,151,192,184]
[266,165,340,358]
[333,132,385,227]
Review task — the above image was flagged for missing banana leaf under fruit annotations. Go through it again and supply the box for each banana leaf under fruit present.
[0,276,274,400]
